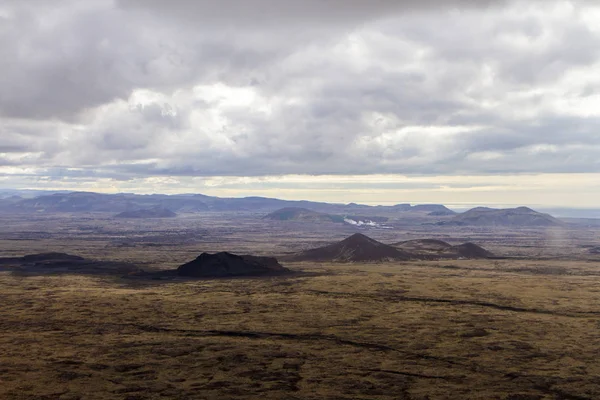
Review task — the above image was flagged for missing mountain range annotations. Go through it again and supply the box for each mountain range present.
[0,190,455,215]
[0,190,582,227]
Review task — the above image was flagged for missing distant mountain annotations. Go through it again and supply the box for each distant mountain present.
[0,195,23,210]
[0,189,72,199]
[427,210,457,216]
[290,233,411,262]
[440,207,562,227]
[1,190,457,216]
[263,207,344,223]
[394,239,494,259]
[115,207,177,219]
[411,204,456,215]
[9,192,209,213]
[0,195,23,202]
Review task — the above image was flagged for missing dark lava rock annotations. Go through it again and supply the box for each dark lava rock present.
[0,253,141,275]
[21,253,85,263]
[177,252,289,278]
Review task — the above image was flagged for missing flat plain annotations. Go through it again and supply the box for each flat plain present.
[1,212,600,399]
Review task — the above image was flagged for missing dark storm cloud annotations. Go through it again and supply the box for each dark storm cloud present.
[1,0,600,184]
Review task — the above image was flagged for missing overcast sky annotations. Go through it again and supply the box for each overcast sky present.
[1,0,600,206]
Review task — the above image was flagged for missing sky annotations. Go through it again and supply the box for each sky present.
[2,0,600,207]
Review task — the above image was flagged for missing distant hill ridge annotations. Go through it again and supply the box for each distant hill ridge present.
[440,206,562,227]
[1,190,456,215]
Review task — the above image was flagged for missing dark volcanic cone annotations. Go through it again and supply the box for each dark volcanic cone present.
[291,233,411,263]
[177,252,289,277]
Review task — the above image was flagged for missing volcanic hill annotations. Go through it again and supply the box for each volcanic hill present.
[177,252,290,277]
[440,206,562,227]
[115,207,177,219]
[291,233,411,262]
[394,239,494,259]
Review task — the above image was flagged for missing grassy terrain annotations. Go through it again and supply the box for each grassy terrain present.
[1,259,600,399]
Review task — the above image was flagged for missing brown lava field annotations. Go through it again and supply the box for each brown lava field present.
[1,212,600,399]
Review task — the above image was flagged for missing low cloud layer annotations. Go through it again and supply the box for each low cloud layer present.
[1,0,600,204]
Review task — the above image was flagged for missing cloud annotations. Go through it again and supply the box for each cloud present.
[0,1,210,120]
[1,0,600,201]
[0,0,539,120]
[117,0,511,27]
